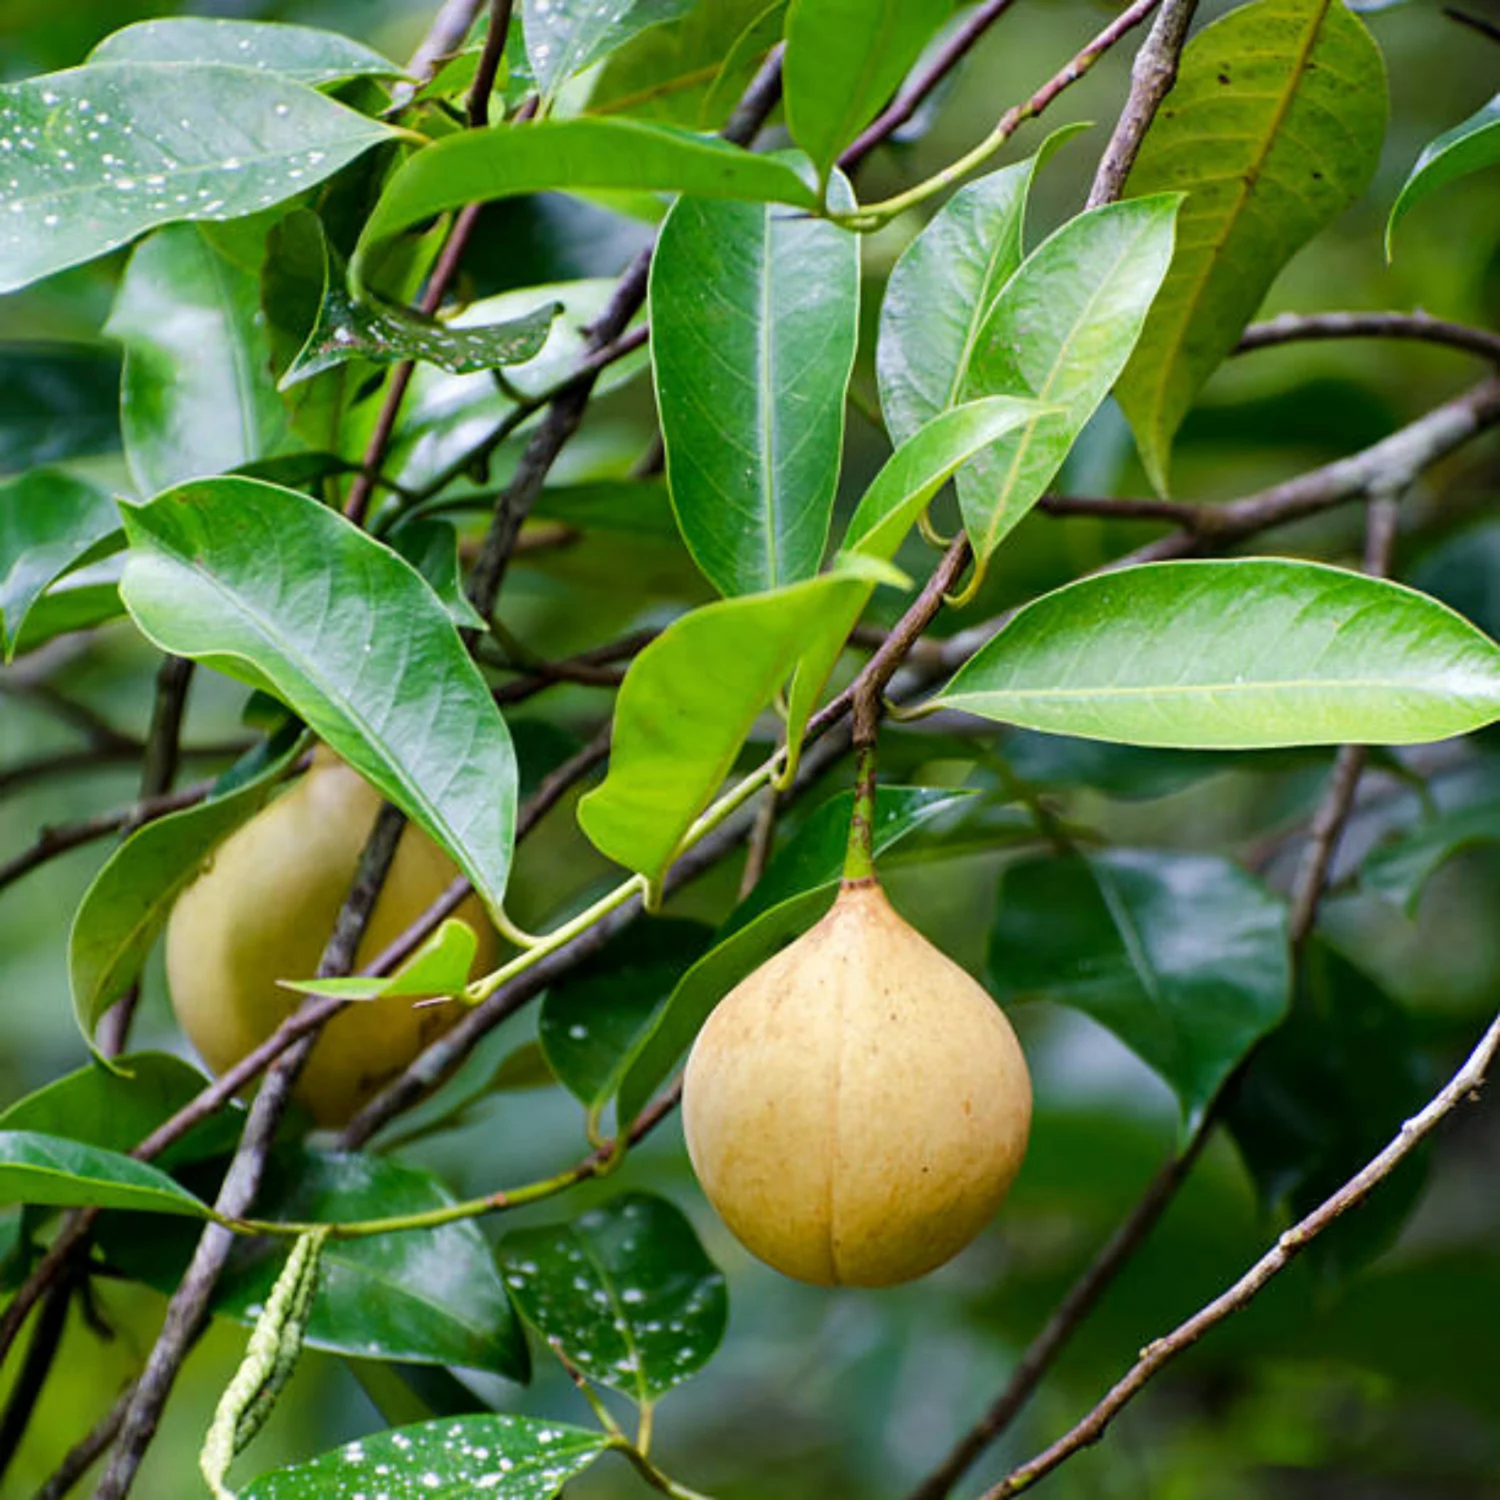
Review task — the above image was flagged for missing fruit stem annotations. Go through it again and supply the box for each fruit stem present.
[843,740,879,885]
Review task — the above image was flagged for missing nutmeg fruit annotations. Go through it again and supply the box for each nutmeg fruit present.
[165,749,497,1127]
[682,879,1031,1286]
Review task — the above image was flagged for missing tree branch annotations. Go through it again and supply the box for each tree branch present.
[1238,310,1500,365]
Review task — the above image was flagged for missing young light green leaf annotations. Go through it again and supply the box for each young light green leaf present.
[651,175,858,596]
[931,559,1500,748]
[577,572,867,884]
[107,224,296,496]
[989,849,1290,1129]
[118,478,518,915]
[617,786,970,1123]
[0,469,119,659]
[875,129,1087,447]
[1388,94,1500,254]
[0,1130,208,1217]
[1116,0,1388,493]
[783,0,943,183]
[239,1414,605,1499]
[502,1193,727,1402]
[280,918,478,1001]
[89,18,402,85]
[0,64,394,295]
[525,0,696,101]
[956,194,1180,570]
[356,119,819,287]
[69,730,306,1048]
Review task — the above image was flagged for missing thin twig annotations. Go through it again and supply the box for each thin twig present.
[466,0,512,127]
[0,740,245,801]
[393,0,487,106]
[1238,310,1500,365]
[0,1273,73,1488]
[738,789,780,900]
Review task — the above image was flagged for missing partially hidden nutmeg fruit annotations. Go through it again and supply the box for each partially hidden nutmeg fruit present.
[682,879,1032,1287]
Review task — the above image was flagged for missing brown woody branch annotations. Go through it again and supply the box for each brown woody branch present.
[1238,310,1500,365]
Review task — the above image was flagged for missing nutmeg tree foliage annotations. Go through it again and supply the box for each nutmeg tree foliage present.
[3,0,1500,1496]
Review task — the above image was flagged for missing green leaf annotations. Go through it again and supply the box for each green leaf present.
[617,785,970,1123]
[0,1130,208,1217]
[68,729,306,1049]
[956,194,1180,567]
[651,175,858,595]
[386,518,487,631]
[0,64,395,295]
[525,0,696,102]
[784,397,1055,754]
[118,478,518,915]
[0,343,121,476]
[931,559,1500,749]
[7,553,126,656]
[282,917,478,1001]
[0,469,119,659]
[89,18,402,85]
[699,2,790,129]
[989,849,1291,1128]
[1115,0,1388,493]
[540,919,714,1115]
[875,131,1086,448]
[240,1414,606,1499]
[1362,795,1500,914]
[783,0,943,182]
[502,1192,726,1402]
[281,215,561,386]
[355,119,819,287]
[576,572,866,884]
[1388,93,1500,253]
[106,224,296,496]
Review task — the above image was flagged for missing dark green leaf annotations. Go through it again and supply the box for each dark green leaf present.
[0,468,118,659]
[956,195,1179,566]
[525,0,696,101]
[0,343,120,475]
[118,477,518,915]
[0,1130,208,1217]
[933,560,1500,748]
[502,1192,726,1401]
[107,224,296,495]
[69,728,305,1046]
[240,1414,605,1499]
[1362,796,1500,913]
[989,849,1291,1127]
[1388,93,1500,252]
[90,18,402,85]
[387,518,487,630]
[651,176,858,595]
[1116,0,1388,492]
[698,1,789,129]
[0,64,394,295]
[356,119,819,286]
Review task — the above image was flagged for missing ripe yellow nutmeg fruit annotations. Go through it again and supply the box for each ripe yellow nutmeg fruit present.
[683,879,1031,1287]
[165,749,498,1127]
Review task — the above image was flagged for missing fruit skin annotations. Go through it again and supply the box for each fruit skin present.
[165,751,498,1127]
[683,879,1031,1287]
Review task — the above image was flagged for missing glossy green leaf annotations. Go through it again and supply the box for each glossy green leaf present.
[783,0,942,182]
[68,729,305,1046]
[356,119,819,285]
[240,1414,605,1499]
[0,1130,208,1217]
[989,849,1291,1127]
[784,397,1055,754]
[699,1,789,128]
[1362,796,1500,914]
[1388,93,1500,252]
[283,917,478,1001]
[577,572,866,884]
[387,518,487,631]
[89,18,401,84]
[956,194,1179,566]
[540,919,714,1114]
[525,0,696,101]
[7,552,126,656]
[118,478,518,915]
[651,176,858,595]
[502,1192,726,1401]
[0,343,121,475]
[875,132,1085,447]
[617,785,970,1123]
[932,560,1500,749]
[0,469,118,659]
[107,224,295,495]
[0,64,395,295]
[1116,0,1388,493]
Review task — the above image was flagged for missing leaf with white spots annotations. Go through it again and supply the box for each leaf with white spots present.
[0,63,395,295]
[525,0,698,103]
[502,1193,727,1403]
[239,1413,607,1499]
